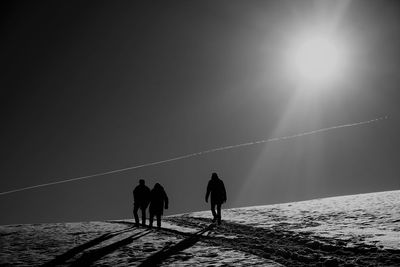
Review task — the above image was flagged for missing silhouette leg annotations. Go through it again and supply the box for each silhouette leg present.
[216,203,222,225]
[133,204,140,226]
[156,214,161,229]
[141,207,146,226]
[211,202,217,222]
[149,212,154,228]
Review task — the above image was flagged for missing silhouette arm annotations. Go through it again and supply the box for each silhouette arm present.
[222,181,227,203]
[164,191,169,209]
[146,188,151,205]
[205,181,211,203]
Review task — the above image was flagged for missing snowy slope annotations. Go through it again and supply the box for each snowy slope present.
[1,190,400,266]
[192,190,400,249]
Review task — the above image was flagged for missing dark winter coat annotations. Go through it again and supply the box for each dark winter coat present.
[149,184,169,215]
[133,184,150,207]
[206,177,227,204]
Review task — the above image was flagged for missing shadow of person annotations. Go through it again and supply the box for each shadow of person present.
[69,230,152,267]
[41,227,135,267]
[138,224,215,266]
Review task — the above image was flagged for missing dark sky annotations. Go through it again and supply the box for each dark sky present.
[1,0,400,225]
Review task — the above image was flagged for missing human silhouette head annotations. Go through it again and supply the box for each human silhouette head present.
[211,172,219,180]
[139,179,145,185]
[154,183,162,190]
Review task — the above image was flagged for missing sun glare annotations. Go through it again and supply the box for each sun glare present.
[288,34,345,87]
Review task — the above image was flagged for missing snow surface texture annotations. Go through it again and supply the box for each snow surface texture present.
[192,190,400,249]
[1,190,400,266]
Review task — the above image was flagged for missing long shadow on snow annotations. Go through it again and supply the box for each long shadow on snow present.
[138,224,215,267]
[68,229,152,266]
[166,216,400,267]
[42,227,135,267]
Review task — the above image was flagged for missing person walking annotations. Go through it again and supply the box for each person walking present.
[133,179,150,227]
[205,172,227,225]
[149,183,169,229]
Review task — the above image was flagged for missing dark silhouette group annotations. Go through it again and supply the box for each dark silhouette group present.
[133,180,168,228]
[132,172,226,228]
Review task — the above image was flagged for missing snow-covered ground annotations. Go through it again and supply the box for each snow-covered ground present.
[1,190,400,266]
[192,190,400,249]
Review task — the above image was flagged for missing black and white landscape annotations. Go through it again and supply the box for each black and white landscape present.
[2,1,400,266]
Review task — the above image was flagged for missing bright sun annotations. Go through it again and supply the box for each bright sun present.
[289,34,345,86]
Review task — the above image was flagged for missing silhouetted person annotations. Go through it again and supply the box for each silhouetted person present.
[133,179,150,227]
[149,183,169,229]
[205,172,227,225]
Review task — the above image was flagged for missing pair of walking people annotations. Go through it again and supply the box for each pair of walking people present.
[133,179,168,228]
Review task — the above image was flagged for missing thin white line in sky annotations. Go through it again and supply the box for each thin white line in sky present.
[0,116,388,196]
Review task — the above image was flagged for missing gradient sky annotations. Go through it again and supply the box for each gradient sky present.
[1,0,400,225]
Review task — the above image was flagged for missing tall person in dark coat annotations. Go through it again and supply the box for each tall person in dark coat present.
[149,183,169,229]
[205,172,227,225]
[133,179,150,227]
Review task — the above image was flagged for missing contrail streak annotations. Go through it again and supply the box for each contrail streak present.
[0,116,388,196]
